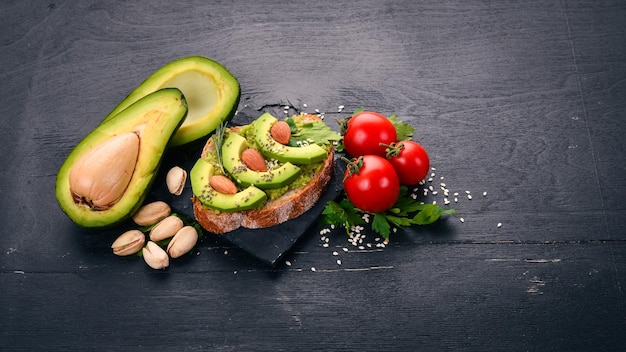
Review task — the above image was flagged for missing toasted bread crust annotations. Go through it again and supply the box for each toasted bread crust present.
[192,114,335,234]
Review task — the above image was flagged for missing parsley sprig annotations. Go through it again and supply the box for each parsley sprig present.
[320,186,457,239]
[285,116,341,146]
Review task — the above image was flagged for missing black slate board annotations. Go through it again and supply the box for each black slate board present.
[149,106,344,266]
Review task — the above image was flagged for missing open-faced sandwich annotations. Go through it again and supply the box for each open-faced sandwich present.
[191,112,340,234]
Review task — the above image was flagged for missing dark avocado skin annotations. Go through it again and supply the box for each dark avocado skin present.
[55,88,188,228]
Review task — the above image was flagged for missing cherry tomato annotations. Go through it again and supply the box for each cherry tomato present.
[343,155,400,213]
[343,111,397,157]
[385,141,430,185]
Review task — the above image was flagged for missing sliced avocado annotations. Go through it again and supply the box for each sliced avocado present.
[222,132,301,189]
[55,88,188,228]
[102,56,240,147]
[190,158,267,212]
[253,113,328,164]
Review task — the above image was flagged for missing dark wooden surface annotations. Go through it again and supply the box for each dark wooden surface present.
[2,1,625,351]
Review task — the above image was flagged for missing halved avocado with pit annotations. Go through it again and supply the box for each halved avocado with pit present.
[55,88,188,228]
[103,56,240,147]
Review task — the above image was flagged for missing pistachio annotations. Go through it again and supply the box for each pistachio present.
[149,215,184,241]
[142,241,169,269]
[166,226,199,258]
[166,166,187,196]
[132,201,171,226]
[69,132,140,210]
[111,229,145,256]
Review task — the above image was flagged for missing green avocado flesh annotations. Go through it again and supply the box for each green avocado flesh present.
[222,132,301,189]
[253,112,328,164]
[102,56,240,147]
[55,88,188,228]
[190,158,267,212]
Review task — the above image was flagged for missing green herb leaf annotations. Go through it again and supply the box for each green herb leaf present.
[292,121,341,145]
[411,203,458,225]
[372,213,391,239]
[320,199,364,233]
[389,114,414,141]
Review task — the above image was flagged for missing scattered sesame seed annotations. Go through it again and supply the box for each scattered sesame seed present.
[337,259,342,265]
[431,172,436,177]
[303,103,308,108]
[311,267,316,272]
[332,251,339,256]
[460,218,465,223]
[224,250,228,255]
[343,247,349,252]
[323,243,329,248]
[467,194,472,200]
[431,167,436,171]
[454,192,459,196]
[465,190,471,194]
[285,260,292,266]
[454,197,458,202]
[497,223,502,228]
[483,191,487,197]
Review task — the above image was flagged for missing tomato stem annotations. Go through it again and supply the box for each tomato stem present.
[342,156,364,181]
[380,142,405,158]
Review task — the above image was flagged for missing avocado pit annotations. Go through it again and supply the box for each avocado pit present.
[68,132,140,210]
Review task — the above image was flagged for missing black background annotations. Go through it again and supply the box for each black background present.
[1,1,625,351]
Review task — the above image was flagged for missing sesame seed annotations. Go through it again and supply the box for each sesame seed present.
[285,260,292,266]
[332,251,339,256]
[483,191,487,197]
[303,103,308,108]
[465,190,471,194]
[467,194,472,200]
[497,223,502,228]
[342,247,349,252]
[337,259,342,265]
[311,267,316,272]
[460,218,465,223]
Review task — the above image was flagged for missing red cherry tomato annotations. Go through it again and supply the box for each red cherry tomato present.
[343,155,400,213]
[343,111,397,157]
[385,141,430,185]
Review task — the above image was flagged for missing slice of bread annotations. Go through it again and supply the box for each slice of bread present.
[192,114,335,234]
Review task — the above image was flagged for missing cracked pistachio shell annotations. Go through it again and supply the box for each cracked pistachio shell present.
[166,166,187,196]
[111,229,146,256]
[149,215,184,242]
[143,241,169,269]
[167,226,199,258]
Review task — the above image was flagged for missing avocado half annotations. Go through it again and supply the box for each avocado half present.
[55,88,188,228]
[102,56,240,147]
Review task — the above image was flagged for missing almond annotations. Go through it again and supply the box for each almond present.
[241,148,267,172]
[209,175,238,194]
[270,121,291,145]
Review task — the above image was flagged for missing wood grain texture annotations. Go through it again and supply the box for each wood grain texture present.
[1,0,625,351]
